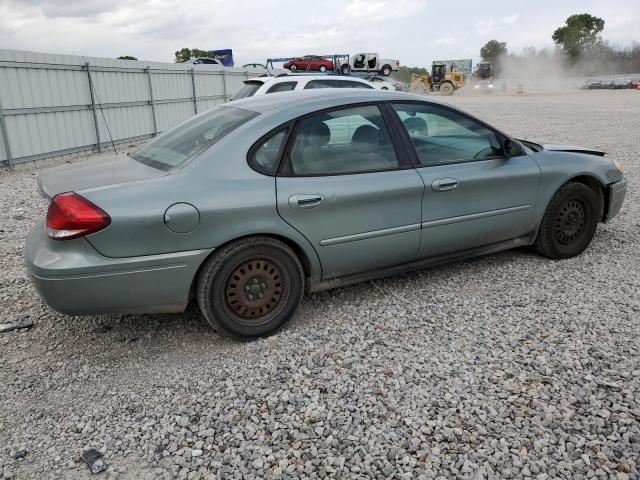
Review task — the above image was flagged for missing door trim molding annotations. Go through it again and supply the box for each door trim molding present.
[308,234,534,292]
[421,205,530,229]
[320,223,421,247]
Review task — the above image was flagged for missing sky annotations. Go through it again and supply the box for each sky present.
[1,0,639,66]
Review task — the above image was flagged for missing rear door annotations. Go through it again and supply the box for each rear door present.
[276,103,424,279]
[390,102,541,258]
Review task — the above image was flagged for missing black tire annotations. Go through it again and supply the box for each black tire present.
[289,64,298,72]
[381,65,392,76]
[381,87,389,90]
[534,182,601,259]
[439,82,454,95]
[319,65,327,73]
[341,65,350,75]
[196,237,304,340]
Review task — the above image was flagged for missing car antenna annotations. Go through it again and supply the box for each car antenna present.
[83,58,118,155]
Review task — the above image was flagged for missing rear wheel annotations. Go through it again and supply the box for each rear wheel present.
[319,65,327,73]
[197,237,304,339]
[439,82,454,95]
[341,64,350,75]
[381,65,392,76]
[534,182,600,259]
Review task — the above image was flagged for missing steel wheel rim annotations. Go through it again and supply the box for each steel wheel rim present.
[223,257,288,326]
[554,198,587,245]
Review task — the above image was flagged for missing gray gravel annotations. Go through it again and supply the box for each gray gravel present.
[1,90,639,479]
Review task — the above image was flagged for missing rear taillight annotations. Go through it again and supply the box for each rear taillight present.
[46,192,111,240]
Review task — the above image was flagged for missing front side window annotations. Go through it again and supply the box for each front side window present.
[248,128,288,174]
[392,103,502,166]
[266,82,297,94]
[288,105,398,175]
[231,81,263,100]
[131,106,258,169]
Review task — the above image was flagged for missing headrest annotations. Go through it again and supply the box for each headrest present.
[403,117,428,134]
[351,125,380,153]
[307,122,330,147]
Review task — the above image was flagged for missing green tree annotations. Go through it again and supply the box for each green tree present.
[552,13,605,60]
[117,55,138,60]
[174,48,214,63]
[480,40,508,74]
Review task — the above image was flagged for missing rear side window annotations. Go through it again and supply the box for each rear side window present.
[131,106,258,170]
[231,81,263,100]
[304,80,339,89]
[304,79,373,89]
[248,128,288,175]
[287,105,399,175]
[341,80,373,89]
[266,82,297,94]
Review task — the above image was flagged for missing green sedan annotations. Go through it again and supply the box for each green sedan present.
[25,90,627,339]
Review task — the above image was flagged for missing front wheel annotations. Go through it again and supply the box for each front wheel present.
[289,64,298,72]
[197,237,304,339]
[534,182,601,259]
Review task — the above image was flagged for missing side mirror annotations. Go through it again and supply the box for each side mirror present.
[504,139,525,157]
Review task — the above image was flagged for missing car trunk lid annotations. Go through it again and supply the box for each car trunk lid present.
[37,154,168,199]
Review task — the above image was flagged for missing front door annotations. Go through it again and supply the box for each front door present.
[390,102,541,258]
[276,104,424,279]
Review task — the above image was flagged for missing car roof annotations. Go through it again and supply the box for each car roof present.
[228,89,443,116]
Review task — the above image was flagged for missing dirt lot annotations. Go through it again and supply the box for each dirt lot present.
[1,90,639,480]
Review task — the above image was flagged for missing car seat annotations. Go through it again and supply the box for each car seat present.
[299,122,331,173]
[349,125,393,170]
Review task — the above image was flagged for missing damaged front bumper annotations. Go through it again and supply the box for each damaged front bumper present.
[605,178,627,222]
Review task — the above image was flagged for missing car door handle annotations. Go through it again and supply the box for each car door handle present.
[432,178,459,192]
[289,193,325,208]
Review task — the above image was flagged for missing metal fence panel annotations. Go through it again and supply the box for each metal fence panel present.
[0,49,281,169]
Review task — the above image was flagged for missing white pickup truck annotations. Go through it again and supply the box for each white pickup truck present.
[340,53,400,76]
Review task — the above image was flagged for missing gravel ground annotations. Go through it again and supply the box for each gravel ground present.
[1,90,639,480]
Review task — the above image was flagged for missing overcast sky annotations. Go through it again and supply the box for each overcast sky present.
[1,0,638,66]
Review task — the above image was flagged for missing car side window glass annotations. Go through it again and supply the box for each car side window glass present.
[392,103,503,165]
[304,80,334,89]
[341,81,373,89]
[249,128,288,174]
[289,105,399,175]
[266,82,297,94]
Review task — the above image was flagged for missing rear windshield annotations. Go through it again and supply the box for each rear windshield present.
[131,106,258,169]
[231,81,263,100]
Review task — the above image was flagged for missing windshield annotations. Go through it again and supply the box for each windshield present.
[231,81,263,100]
[131,106,258,169]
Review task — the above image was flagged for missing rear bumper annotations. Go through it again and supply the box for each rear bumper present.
[24,222,212,315]
[605,177,627,222]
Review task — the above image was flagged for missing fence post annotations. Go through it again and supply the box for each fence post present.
[190,68,198,115]
[0,99,14,171]
[146,67,158,136]
[221,70,227,102]
[85,62,102,153]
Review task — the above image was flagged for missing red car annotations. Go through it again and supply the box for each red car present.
[283,55,334,73]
